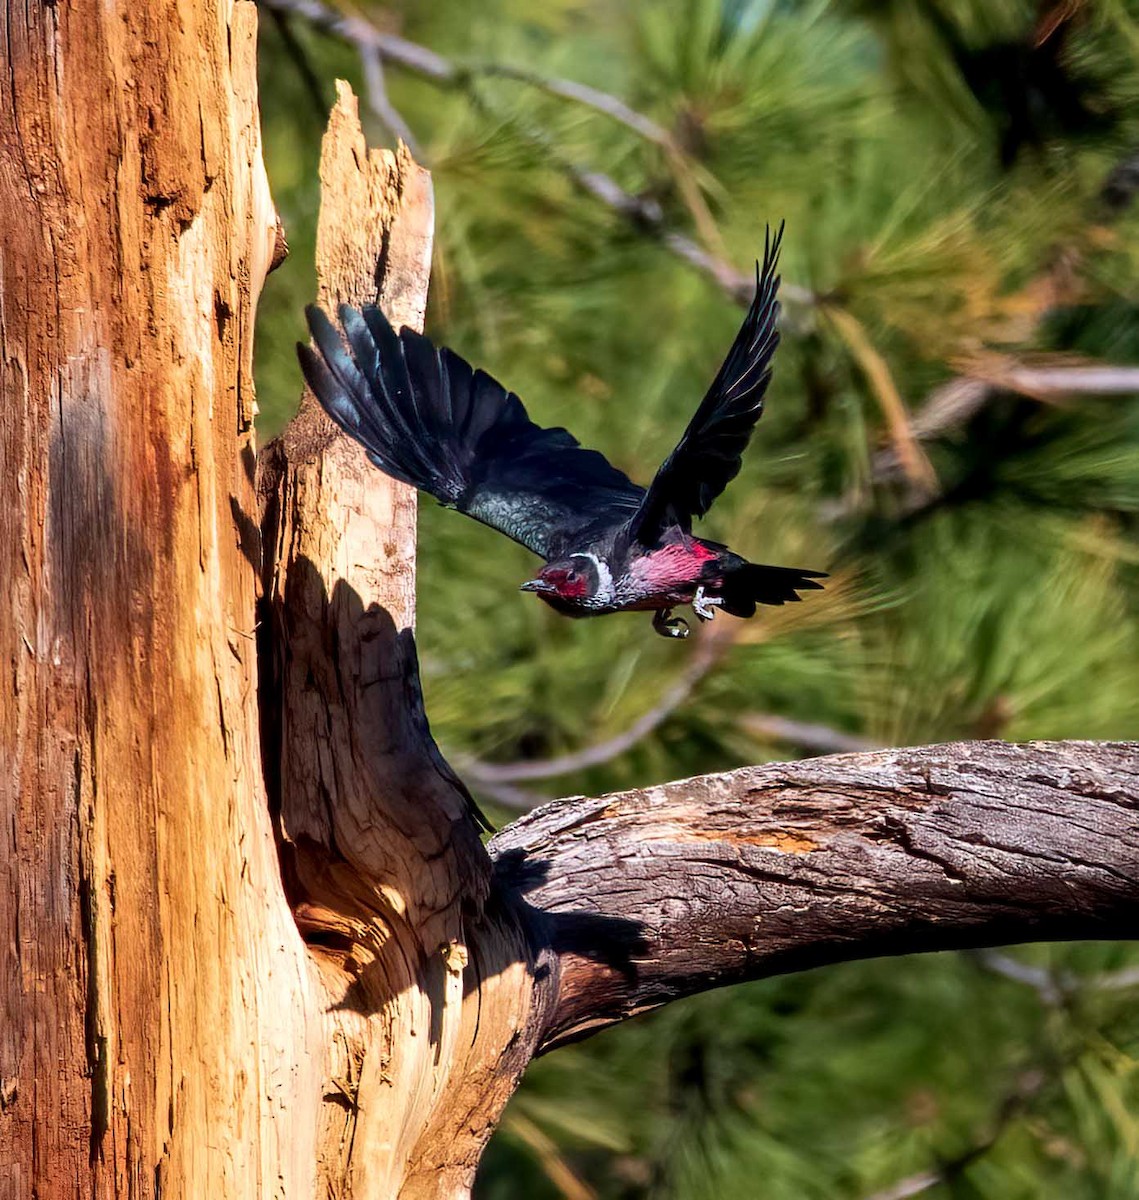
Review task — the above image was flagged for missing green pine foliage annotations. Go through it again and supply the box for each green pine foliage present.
[255,0,1139,1194]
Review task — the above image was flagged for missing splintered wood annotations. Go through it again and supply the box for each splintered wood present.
[262,83,536,1200]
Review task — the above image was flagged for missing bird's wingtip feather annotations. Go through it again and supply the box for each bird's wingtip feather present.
[337,301,366,328]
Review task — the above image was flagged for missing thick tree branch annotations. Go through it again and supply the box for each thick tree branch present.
[489,740,1139,1052]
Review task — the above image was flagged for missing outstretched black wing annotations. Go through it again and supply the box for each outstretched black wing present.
[630,224,784,543]
[298,305,644,561]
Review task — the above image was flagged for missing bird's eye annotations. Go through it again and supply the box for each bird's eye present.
[566,570,578,582]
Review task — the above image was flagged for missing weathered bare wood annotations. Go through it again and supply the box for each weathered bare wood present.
[0,2,320,1194]
[259,83,544,1200]
[490,740,1139,1051]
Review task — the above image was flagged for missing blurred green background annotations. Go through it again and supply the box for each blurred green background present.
[254,1,1139,1195]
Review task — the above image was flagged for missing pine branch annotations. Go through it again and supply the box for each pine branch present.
[861,1066,1046,1200]
[263,0,1139,515]
[255,0,816,309]
[458,632,724,789]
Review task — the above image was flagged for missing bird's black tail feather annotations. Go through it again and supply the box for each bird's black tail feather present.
[720,563,827,618]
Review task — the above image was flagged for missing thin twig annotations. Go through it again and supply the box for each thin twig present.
[264,0,456,80]
[862,1170,943,1200]
[458,629,727,788]
[469,60,730,256]
[871,364,1139,487]
[971,949,1139,1001]
[461,637,877,801]
[994,363,1139,397]
[739,714,881,756]
[860,1068,1047,1200]
[359,43,422,158]
[1089,964,1139,990]
[467,776,548,813]
[469,60,673,148]
[257,0,816,309]
[970,950,1067,1006]
[909,377,994,441]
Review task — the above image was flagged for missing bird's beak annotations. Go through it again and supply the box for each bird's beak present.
[520,578,556,594]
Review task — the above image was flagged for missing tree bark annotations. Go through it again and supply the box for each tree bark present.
[257,82,542,1200]
[1,1,321,1195]
[491,739,1139,1051]
[2,4,1138,1198]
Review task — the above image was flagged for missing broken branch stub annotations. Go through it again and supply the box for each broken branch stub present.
[260,83,542,1199]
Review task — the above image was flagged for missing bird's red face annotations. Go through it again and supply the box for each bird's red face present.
[542,565,590,598]
[520,559,591,600]
[520,555,621,613]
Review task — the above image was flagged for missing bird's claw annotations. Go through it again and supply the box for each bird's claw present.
[653,609,690,639]
[692,585,723,622]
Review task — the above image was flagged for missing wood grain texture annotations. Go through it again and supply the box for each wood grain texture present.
[259,84,543,1200]
[0,2,319,1196]
[490,740,1139,1051]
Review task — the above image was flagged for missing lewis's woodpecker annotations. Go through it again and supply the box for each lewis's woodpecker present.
[299,226,825,639]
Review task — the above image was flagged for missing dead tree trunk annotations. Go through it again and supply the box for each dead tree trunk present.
[2,4,1137,1197]
[1,1,319,1195]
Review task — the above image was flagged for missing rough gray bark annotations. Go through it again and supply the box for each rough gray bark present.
[489,740,1139,1051]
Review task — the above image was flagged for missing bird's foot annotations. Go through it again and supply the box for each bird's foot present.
[692,586,723,622]
[653,608,690,639]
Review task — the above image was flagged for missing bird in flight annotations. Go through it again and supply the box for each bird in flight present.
[299,225,824,639]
